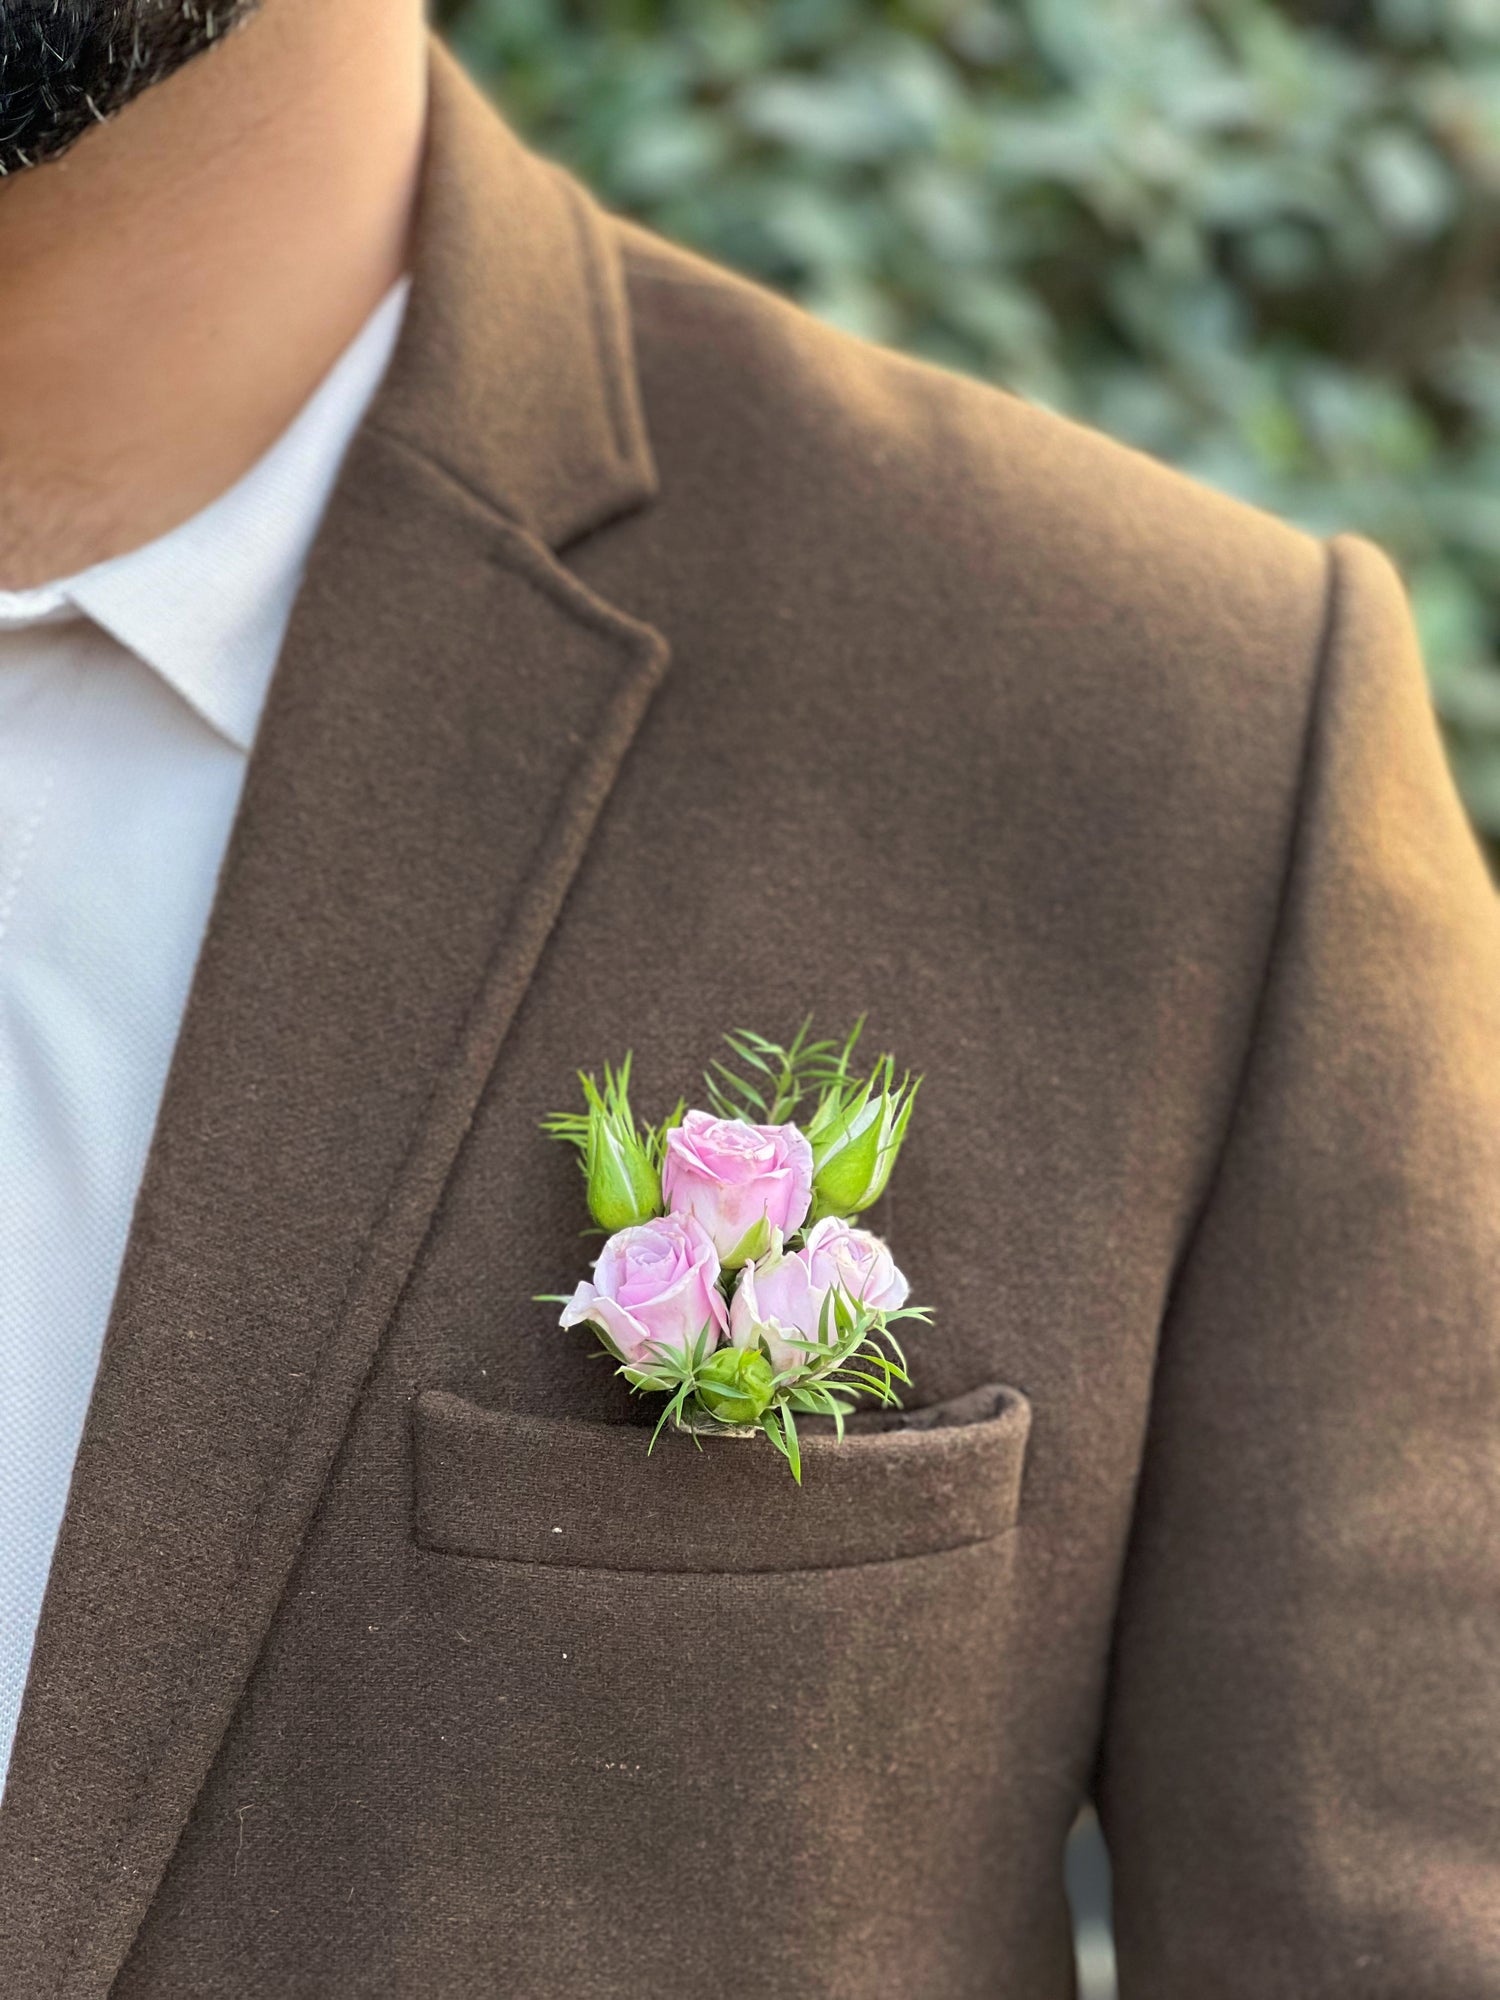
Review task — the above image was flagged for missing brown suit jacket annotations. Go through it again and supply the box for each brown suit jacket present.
[2,37,1497,1999]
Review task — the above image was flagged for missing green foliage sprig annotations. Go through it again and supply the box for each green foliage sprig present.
[704,1013,866,1125]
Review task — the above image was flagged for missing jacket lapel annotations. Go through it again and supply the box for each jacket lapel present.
[0,43,667,1996]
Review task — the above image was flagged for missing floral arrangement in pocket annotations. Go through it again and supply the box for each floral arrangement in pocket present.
[537,1019,929,1483]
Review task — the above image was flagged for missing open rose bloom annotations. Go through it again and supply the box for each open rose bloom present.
[544,1024,925,1481]
[661,1110,814,1264]
[560,1211,727,1378]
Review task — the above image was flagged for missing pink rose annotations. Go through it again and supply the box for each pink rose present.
[728,1238,830,1376]
[729,1220,908,1377]
[802,1216,909,1313]
[661,1110,814,1265]
[560,1212,728,1375]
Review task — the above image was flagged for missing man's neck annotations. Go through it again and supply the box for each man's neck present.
[0,0,427,590]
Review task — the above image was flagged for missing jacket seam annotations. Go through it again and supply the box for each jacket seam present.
[1158,532,1348,1332]
[1084,531,1349,1805]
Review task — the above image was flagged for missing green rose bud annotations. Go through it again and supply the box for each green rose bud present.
[809,1057,920,1223]
[539,1055,665,1234]
[586,1114,661,1234]
[694,1345,776,1427]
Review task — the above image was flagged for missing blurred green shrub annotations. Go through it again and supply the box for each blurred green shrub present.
[436,0,1500,848]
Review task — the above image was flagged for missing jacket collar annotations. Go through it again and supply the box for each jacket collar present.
[370,39,658,549]
[0,40,668,1996]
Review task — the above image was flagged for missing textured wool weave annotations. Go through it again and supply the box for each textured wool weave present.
[0,38,1495,2000]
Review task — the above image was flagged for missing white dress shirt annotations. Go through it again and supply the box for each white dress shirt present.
[0,277,411,1791]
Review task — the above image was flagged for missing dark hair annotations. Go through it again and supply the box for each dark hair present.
[0,1,261,176]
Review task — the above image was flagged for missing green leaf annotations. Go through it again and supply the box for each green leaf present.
[778,1401,802,1485]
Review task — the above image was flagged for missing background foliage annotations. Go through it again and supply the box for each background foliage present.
[435,0,1500,853]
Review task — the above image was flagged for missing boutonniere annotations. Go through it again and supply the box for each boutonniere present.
[537,1018,928,1483]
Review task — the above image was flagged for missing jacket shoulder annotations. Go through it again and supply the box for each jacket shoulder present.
[614,213,1329,662]
[611,216,1334,889]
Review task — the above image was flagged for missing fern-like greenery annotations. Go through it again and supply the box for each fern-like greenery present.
[704,1013,867,1126]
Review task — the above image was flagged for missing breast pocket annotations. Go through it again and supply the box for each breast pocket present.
[411,1381,1030,1573]
[404,1383,1035,1995]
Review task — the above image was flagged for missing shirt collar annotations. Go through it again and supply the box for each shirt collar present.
[0,276,411,753]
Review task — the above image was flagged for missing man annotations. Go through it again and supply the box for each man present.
[0,3,1495,1995]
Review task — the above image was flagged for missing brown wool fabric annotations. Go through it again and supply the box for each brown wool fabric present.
[1,35,1497,2000]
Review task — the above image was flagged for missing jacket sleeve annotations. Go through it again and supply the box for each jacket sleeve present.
[1094,529,1500,1994]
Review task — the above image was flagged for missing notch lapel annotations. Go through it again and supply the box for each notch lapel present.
[0,44,667,1996]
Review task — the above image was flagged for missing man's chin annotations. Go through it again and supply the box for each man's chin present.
[0,0,262,178]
